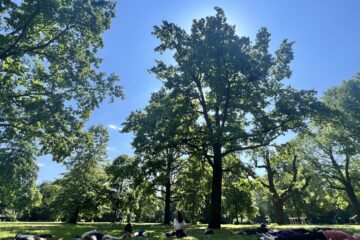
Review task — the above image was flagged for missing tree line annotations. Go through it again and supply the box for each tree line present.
[1,2,359,228]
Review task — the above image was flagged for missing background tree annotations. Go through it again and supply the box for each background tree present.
[105,154,155,223]
[300,131,360,217]
[299,73,360,218]
[176,156,212,223]
[126,183,161,223]
[284,173,350,224]
[0,0,123,162]
[253,187,272,224]
[151,7,321,228]
[26,181,62,221]
[251,144,311,224]
[106,154,166,223]
[122,90,188,224]
[0,140,41,219]
[223,156,257,224]
[55,125,109,224]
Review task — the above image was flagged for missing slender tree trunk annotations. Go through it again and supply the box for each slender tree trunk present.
[164,180,171,224]
[135,207,141,222]
[209,143,223,229]
[203,197,211,224]
[68,207,79,224]
[111,209,117,223]
[235,203,239,224]
[272,198,285,224]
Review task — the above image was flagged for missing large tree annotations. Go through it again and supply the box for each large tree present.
[0,0,123,161]
[151,7,321,228]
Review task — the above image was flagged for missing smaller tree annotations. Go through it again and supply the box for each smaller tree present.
[176,156,212,223]
[55,125,109,224]
[27,181,62,221]
[106,154,139,222]
[284,173,349,224]
[223,158,257,224]
[122,90,187,224]
[251,144,311,224]
[301,74,360,217]
[0,140,41,219]
[300,134,360,218]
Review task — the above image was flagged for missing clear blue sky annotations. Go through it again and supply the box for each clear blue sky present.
[36,0,360,183]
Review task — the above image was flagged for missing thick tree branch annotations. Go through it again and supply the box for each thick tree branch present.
[192,73,214,139]
[0,7,41,59]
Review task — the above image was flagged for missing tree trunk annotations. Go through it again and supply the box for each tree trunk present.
[111,209,117,223]
[235,203,239,224]
[273,198,285,224]
[209,143,223,229]
[345,183,360,217]
[164,180,171,224]
[135,207,141,222]
[68,207,79,224]
[203,197,211,224]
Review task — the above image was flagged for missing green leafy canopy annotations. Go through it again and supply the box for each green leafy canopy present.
[0,0,123,162]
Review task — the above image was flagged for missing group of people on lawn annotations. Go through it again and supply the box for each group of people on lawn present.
[11,211,187,240]
[12,211,360,240]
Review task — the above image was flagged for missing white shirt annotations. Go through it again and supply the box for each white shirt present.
[173,218,186,230]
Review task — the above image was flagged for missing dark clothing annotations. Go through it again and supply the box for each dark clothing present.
[269,231,326,240]
[124,223,133,234]
[243,226,269,235]
[137,230,145,236]
[270,230,308,237]
[166,229,187,238]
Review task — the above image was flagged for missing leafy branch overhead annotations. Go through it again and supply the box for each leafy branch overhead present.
[0,0,123,162]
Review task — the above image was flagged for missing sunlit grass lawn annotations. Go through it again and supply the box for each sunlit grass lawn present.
[1,222,360,240]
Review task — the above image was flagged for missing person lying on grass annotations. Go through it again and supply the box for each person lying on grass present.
[166,211,187,238]
[12,234,53,240]
[231,223,269,235]
[77,230,127,240]
[261,229,360,240]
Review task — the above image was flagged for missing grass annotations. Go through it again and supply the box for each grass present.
[1,222,360,240]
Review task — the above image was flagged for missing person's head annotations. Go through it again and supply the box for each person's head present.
[353,233,360,240]
[176,211,184,223]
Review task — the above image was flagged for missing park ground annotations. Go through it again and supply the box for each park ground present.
[1,223,360,240]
